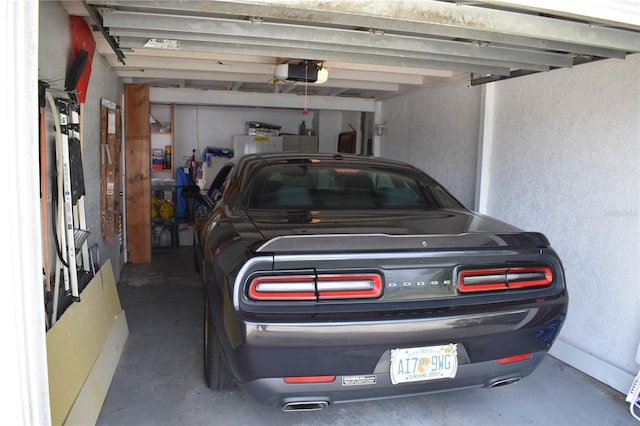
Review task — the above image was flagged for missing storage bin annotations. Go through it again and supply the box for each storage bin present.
[178,223,194,246]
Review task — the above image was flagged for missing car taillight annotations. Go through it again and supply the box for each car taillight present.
[458,266,552,292]
[248,273,382,301]
[248,275,316,300]
[317,274,382,299]
[506,267,553,289]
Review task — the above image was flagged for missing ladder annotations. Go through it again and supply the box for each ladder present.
[46,93,90,324]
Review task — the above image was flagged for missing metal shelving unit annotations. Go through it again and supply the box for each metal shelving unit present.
[151,181,177,252]
[150,103,176,253]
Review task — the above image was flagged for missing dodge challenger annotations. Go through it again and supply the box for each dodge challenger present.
[185,152,568,411]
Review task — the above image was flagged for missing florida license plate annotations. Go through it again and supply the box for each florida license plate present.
[390,344,458,385]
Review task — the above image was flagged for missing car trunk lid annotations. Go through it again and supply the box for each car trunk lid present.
[245,209,549,252]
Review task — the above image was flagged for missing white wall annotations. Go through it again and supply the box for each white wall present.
[39,1,124,277]
[315,110,342,153]
[170,105,361,161]
[484,54,640,393]
[38,0,72,285]
[380,56,639,394]
[380,82,482,208]
[172,105,315,163]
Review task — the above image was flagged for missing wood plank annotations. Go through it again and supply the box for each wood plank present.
[124,84,151,263]
[46,260,124,426]
[101,103,123,246]
[105,108,117,242]
[114,106,123,244]
[100,105,108,240]
[65,311,129,426]
[338,131,356,154]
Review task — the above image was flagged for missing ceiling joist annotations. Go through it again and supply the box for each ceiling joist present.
[102,10,575,70]
[66,0,640,100]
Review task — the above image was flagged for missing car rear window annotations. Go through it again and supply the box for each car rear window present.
[247,163,462,210]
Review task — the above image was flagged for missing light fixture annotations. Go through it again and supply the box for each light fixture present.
[315,68,328,84]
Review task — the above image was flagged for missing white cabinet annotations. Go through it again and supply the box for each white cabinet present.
[232,135,283,156]
[282,135,318,152]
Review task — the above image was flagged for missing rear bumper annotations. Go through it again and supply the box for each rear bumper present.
[215,299,566,407]
[209,248,567,408]
[241,351,546,408]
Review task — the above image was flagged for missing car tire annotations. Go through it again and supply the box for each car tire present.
[200,258,207,288]
[193,234,200,274]
[203,295,238,390]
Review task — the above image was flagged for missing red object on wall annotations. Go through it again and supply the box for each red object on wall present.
[69,16,96,103]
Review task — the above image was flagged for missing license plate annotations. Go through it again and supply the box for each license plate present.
[390,344,458,385]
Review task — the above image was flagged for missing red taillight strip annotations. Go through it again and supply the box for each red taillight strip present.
[248,275,316,300]
[458,266,553,293]
[317,274,382,299]
[284,376,336,384]
[497,353,531,364]
[248,273,383,301]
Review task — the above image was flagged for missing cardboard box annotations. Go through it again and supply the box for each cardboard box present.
[196,156,230,190]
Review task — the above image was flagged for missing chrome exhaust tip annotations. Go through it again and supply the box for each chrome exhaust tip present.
[282,401,329,412]
[490,376,522,388]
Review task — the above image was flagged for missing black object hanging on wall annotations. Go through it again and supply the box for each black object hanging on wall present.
[64,49,88,102]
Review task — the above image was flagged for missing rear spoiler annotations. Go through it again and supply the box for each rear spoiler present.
[254,232,550,253]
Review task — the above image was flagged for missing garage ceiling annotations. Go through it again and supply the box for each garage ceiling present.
[61,0,640,100]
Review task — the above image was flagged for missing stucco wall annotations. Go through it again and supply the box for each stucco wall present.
[380,82,482,208]
[486,54,640,391]
[380,56,639,393]
[39,2,124,278]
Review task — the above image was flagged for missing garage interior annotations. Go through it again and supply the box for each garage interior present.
[4,0,639,424]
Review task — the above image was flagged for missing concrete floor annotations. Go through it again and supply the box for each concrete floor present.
[97,247,634,426]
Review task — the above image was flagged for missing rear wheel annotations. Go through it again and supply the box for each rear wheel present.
[200,258,207,288]
[203,295,237,390]
[193,234,200,273]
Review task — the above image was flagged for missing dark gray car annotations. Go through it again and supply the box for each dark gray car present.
[187,152,568,411]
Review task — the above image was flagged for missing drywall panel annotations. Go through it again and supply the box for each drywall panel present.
[380,82,482,208]
[46,260,126,425]
[485,54,640,393]
[65,311,128,426]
